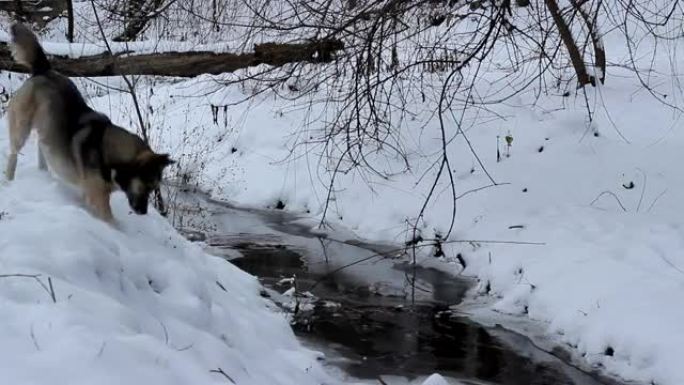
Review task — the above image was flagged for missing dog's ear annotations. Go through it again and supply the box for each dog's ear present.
[152,153,175,168]
[137,152,175,171]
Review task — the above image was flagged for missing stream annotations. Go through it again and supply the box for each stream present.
[173,190,626,385]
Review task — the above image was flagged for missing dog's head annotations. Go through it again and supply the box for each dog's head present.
[112,152,175,215]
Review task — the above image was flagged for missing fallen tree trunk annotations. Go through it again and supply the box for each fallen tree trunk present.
[0,39,344,77]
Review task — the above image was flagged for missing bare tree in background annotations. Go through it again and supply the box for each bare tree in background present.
[159,0,678,236]
[34,0,683,242]
[66,0,74,41]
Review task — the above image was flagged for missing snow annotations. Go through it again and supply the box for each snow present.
[420,374,451,385]
[0,130,334,384]
[1,2,684,384]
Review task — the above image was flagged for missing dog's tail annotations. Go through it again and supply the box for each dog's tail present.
[10,23,50,75]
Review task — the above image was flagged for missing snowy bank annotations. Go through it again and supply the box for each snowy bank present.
[0,139,333,385]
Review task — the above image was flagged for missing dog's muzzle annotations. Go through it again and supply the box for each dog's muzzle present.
[127,195,149,215]
[133,205,148,215]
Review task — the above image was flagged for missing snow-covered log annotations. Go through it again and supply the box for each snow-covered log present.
[0,39,344,77]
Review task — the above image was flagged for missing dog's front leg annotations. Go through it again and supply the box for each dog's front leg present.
[82,177,114,224]
[5,153,18,181]
[71,127,90,181]
[37,145,47,171]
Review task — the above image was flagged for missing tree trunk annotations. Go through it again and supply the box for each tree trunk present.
[66,0,74,42]
[0,39,344,77]
[113,0,166,42]
[544,0,593,87]
[570,0,605,84]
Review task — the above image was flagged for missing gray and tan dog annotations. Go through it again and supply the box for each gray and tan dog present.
[5,23,174,222]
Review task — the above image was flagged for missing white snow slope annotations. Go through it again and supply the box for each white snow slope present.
[0,131,334,384]
[2,3,684,384]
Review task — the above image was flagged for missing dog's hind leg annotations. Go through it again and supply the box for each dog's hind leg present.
[5,102,32,181]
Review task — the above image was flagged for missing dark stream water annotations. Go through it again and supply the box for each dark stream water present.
[175,191,627,385]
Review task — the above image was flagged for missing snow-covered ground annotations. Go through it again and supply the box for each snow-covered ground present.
[1,2,683,384]
[0,126,340,384]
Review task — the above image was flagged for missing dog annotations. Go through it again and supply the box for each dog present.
[5,23,174,222]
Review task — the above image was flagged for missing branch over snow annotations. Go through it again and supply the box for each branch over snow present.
[0,39,344,77]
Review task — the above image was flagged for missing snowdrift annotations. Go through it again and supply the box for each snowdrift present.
[0,154,331,385]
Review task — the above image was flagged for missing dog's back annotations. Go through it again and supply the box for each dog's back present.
[6,23,174,222]
[8,24,99,183]
[10,23,92,136]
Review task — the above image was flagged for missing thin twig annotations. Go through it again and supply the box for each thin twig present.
[589,191,628,212]
[30,324,40,351]
[0,273,57,302]
[47,277,56,303]
[646,188,667,213]
[210,368,236,384]
[636,169,646,212]
[90,0,148,143]
[456,183,511,200]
